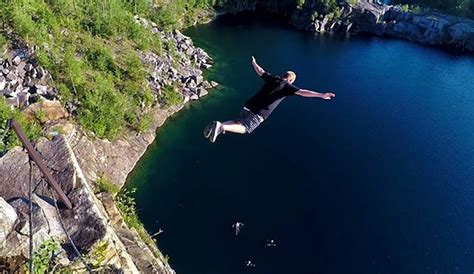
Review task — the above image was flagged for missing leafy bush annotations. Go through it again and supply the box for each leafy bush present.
[0,98,42,154]
[88,241,109,269]
[0,33,8,55]
[0,0,171,139]
[95,177,120,194]
[394,0,474,18]
[30,239,60,274]
[160,85,182,107]
[297,0,306,9]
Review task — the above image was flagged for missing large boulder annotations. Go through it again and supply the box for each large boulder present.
[24,99,69,122]
[0,198,17,251]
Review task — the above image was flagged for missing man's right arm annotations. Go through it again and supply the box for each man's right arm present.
[295,89,335,100]
[251,56,265,76]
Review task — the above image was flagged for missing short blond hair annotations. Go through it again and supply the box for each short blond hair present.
[283,71,296,82]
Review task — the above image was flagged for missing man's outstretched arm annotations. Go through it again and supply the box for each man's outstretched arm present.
[295,89,335,100]
[251,56,265,76]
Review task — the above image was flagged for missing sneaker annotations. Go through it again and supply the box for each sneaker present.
[205,121,223,143]
[203,121,217,139]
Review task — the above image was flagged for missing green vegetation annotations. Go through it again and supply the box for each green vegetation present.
[87,241,109,269]
[115,188,140,231]
[152,0,217,30]
[294,0,340,17]
[0,0,152,139]
[30,239,60,274]
[297,0,306,10]
[0,98,41,154]
[160,85,182,107]
[394,0,474,18]
[28,239,114,272]
[346,0,359,6]
[115,188,164,258]
[95,177,120,195]
[0,32,8,57]
[0,0,214,140]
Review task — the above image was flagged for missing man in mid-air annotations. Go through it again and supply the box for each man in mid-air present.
[204,56,336,142]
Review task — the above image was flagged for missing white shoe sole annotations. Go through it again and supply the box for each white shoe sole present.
[204,121,217,139]
[209,122,222,143]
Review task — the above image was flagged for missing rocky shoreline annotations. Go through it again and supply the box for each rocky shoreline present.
[216,0,474,53]
[0,16,218,273]
[294,1,474,52]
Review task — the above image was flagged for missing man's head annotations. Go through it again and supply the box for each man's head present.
[283,71,296,84]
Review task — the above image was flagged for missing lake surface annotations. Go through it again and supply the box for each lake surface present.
[127,13,474,274]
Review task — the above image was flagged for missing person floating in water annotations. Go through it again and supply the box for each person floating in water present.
[265,239,277,247]
[245,260,256,267]
[203,56,336,142]
[232,222,244,236]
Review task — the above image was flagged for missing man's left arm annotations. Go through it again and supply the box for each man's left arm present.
[295,89,335,100]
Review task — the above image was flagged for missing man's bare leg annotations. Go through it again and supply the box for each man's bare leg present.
[204,120,247,143]
[222,121,246,134]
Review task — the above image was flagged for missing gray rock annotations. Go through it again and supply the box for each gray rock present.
[2,68,9,76]
[0,198,17,249]
[28,68,37,78]
[12,56,21,66]
[35,84,48,94]
[187,79,197,89]
[190,93,199,101]
[201,63,212,69]
[23,76,33,87]
[210,81,219,88]
[174,30,186,42]
[198,88,208,97]
[185,47,194,56]
[0,76,5,90]
[29,93,40,105]
[3,89,13,97]
[44,91,56,100]
[183,94,190,104]
[25,63,33,72]
[193,75,204,85]
[36,67,46,79]
[16,62,27,77]
[5,97,19,107]
[169,67,178,77]
[202,81,212,89]
[5,72,16,82]
[17,92,30,107]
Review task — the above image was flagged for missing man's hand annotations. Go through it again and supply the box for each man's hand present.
[251,56,265,76]
[322,93,336,100]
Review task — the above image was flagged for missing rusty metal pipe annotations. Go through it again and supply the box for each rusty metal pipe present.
[9,119,73,209]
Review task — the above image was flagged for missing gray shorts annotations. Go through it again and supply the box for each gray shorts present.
[236,108,264,133]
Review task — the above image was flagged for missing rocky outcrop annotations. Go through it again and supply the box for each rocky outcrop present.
[0,198,17,251]
[376,8,474,51]
[134,16,217,105]
[66,106,182,189]
[213,0,474,52]
[0,12,217,273]
[0,134,169,272]
[289,1,474,52]
[0,49,57,109]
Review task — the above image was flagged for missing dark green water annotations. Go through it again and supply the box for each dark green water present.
[128,13,474,274]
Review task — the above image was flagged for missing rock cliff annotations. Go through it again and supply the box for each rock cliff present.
[216,0,474,52]
[0,16,216,273]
